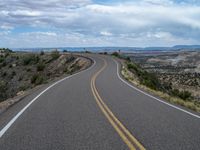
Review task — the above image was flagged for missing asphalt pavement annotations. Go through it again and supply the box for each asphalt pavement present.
[0,54,200,150]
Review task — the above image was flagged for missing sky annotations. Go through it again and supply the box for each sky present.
[0,0,200,48]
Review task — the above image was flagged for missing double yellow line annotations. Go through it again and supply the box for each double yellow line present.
[90,58,146,150]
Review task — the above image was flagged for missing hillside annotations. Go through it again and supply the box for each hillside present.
[116,51,200,112]
[0,50,91,103]
[126,51,200,101]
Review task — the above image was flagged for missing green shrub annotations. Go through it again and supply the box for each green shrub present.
[179,90,192,100]
[12,71,16,76]
[111,52,120,57]
[31,74,37,83]
[171,89,179,96]
[85,50,91,53]
[162,82,172,91]
[31,74,44,85]
[19,85,28,91]
[0,81,7,91]
[23,56,32,65]
[51,50,60,60]
[23,54,40,65]
[127,63,138,71]
[126,57,131,62]
[26,68,32,72]
[1,71,7,77]
[171,89,192,101]
[40,51,44,55]
[127,62,161,90]
[18,76,23,81]
[37,63,45,71]
[0,81,8,101]
[1,61,7,67]
[139,72,160,90]
[0,57,5,63]
[64,67,69,73]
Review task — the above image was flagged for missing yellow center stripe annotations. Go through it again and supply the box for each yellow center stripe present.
[90,57,146,150]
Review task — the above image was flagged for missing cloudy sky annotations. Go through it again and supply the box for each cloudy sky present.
[0,0,200,48]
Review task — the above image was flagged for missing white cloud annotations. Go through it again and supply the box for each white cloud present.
[100,31,112,36]
[0,0,200,47]
[11,10,41,17]
[146,32,173,39]
[142,0,174,5]
[0,31,11,36]
[21,32,57,36]
[0,24,14,30]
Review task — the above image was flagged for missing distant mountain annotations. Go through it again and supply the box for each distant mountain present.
[131,45,200,51]
[143,47,171,51]
[12,45,200,52]
[172,45,200,49]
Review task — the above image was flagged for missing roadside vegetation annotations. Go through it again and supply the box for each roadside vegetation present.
[112,52,200,112]
[0,49,90,103]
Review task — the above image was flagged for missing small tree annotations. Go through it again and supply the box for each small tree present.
[103,52,108,55]
[40,51,44,55]
[126,57,131,62]
[111,52,120,57]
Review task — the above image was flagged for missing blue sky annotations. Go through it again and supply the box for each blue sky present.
[0,0,200,48]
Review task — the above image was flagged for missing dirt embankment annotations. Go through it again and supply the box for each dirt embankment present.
[0,50,91,113]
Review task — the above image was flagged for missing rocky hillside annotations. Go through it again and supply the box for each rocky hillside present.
[126,51,200,101]
[0,50,91,103]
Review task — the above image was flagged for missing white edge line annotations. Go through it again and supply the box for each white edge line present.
[0,57,96,138]
[113,58,200,119]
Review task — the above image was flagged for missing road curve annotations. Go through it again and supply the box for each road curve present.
[0,54,200,150]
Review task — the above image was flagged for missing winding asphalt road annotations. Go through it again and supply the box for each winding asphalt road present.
[0,54,200,150]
